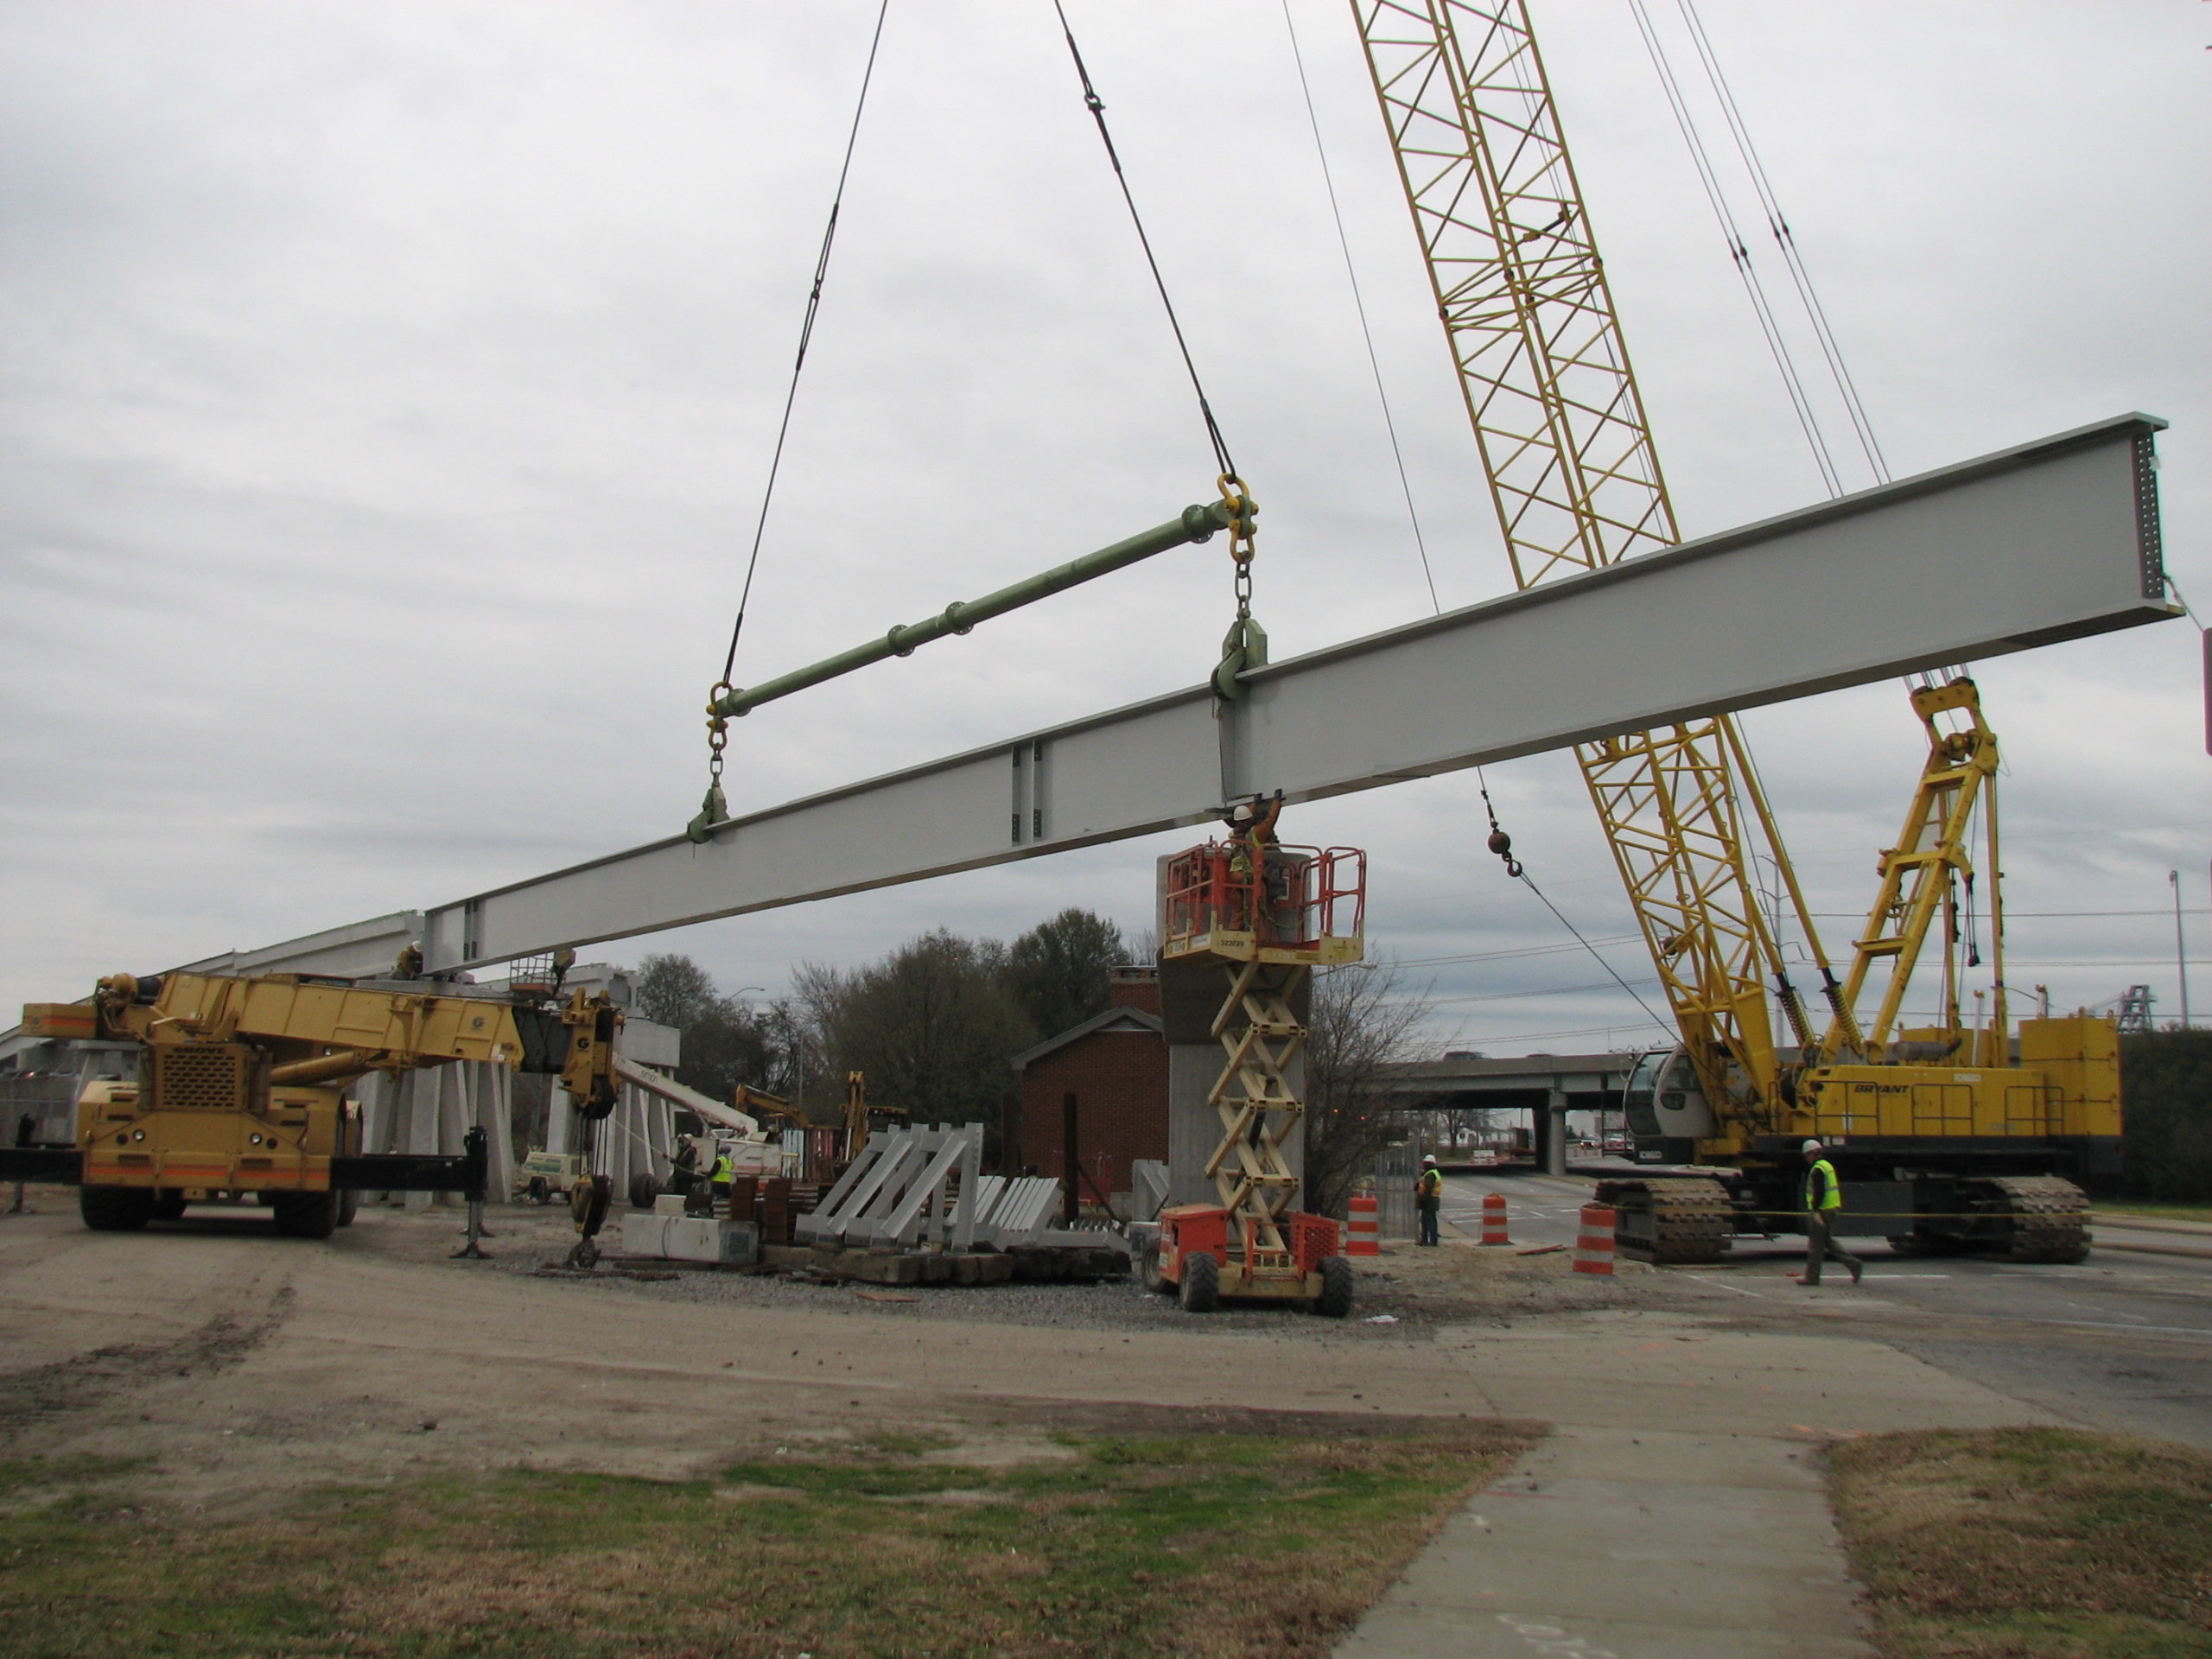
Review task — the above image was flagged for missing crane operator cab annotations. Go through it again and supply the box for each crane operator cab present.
[1623,1046,1715,1165]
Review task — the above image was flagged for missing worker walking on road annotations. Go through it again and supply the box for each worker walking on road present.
[1415,1154,1443,1247]
[1797,1139,1863,1286]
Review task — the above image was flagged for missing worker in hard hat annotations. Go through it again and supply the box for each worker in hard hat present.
[709,1142,734,1216]
[1415,1154,1443,1246]
[1797,1139,1863,1286]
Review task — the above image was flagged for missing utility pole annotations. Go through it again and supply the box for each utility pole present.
[2171,869,2191,1027]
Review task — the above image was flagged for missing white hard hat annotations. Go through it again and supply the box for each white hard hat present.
[1421,1154,1437,1165]
[1801,1139,1823,1154]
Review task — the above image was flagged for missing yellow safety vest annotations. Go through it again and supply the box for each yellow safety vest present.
[1804,1158,1841,1212]
[1416,1168,1442,1199]
[712,1154,733,1183]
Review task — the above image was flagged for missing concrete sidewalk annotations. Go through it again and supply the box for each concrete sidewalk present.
[1335,1425,1872,1659]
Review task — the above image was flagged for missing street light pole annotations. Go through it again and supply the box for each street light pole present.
[2171,869,2190,1028]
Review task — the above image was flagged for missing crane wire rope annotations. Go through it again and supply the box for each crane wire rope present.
[1628,0,1842,498]
[1283,2,1667,1031]
[1279,0,1440,616]
[704,0,892,796]
[717,0,890,690]
[1662,1,1969,704]
[1674,0,1890,486]
[1051,1,1240,491]
[1631,3,1996,1022]
[1478,773,1673,1033]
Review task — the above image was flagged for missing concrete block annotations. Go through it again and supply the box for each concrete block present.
[620,1213,673,1257]
[652,1193,688,1216]
[662,1217,758,1265]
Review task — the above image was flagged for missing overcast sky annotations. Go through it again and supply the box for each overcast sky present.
[3,1,2207,1055]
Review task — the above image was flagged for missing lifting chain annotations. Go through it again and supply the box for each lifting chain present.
[687,682,733,845]
[1212,474,1266,702]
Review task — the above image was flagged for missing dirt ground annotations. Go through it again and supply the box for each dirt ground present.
[0,1189,2056,1524]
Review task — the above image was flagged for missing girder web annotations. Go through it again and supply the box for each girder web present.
[1356,0,1820,1122]
[1203,961,1309,1255]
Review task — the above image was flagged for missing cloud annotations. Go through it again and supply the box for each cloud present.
[3,1,2206,1052]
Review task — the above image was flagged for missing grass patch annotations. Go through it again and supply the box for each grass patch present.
[0,1421,1530,1658]
[2095,1203,2212,1225]
[1828,1427,2212,1658]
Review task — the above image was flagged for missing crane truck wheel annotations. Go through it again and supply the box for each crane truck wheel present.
[1179,1250,1221,1313]
[1314,1255,1355,1319]
[526,1176,550,1205]
[148,1190,188,1222]
[270,1190,340,1240]
[79,1185,154,1232]
[627,1172,660,1211]
[336,1188,359,1228]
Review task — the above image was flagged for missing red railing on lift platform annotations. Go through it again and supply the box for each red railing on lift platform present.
[1163,842,1365,955]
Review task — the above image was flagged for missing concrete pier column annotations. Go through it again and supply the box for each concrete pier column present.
[546,1087,572,1156]
[481,1065,515,1203]
[1541,1088,1569,1176]
[400,1073,435,1211]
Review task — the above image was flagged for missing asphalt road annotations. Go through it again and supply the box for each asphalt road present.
[1442,1170,2212,1450]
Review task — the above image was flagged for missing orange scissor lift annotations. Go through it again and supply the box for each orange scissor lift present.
[1147,824,1366,1315]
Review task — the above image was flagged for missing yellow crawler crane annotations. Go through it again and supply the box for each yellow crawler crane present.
[10,968,620,1243]
[1146,801,1365,1314]
[1354,0,2124,1262]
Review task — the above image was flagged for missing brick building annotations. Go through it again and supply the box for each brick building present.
[1007,965,1166,1210]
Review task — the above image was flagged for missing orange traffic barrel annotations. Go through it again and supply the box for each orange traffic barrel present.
[1346,1194,1381,1257]
[1573,1205,1617,1275]
[1479,1191,1510,1246]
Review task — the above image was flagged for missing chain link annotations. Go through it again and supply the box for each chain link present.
[706,681,732,785]
[1218,473,1255,618]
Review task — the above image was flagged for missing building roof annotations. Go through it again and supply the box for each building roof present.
[1009,1005,1165,1071]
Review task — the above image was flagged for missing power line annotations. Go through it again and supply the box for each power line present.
[1427,977,1666,1008]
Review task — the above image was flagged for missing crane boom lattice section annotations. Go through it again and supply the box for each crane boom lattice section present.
[1357,0,1822,1122]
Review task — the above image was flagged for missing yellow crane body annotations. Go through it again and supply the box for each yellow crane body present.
[13,969,620,1240]
[1356,0,2123,1262]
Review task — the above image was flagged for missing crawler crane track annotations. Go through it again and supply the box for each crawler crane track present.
[1595,1177,1732,1265]
[1974,1175,2090,1264]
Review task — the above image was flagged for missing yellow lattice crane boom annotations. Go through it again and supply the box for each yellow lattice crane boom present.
[1353,0,2118,1262]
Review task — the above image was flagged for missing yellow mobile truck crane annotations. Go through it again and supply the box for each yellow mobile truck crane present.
[3,969,620,1241]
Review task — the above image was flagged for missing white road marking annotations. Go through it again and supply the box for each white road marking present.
[1682,1273,1766,1298]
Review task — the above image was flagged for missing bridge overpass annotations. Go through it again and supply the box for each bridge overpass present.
[1378,1051,1639,1175]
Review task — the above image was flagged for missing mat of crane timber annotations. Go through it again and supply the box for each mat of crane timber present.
[0,1416,1535,1658]
[1827,1426,2212,1658]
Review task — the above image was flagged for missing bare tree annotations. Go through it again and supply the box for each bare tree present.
[1302,957,1434,1218]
